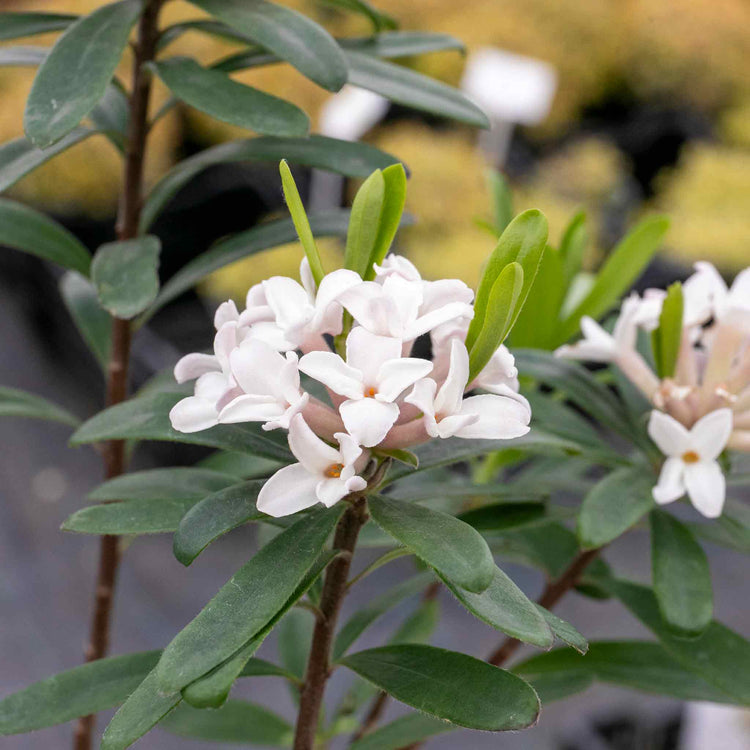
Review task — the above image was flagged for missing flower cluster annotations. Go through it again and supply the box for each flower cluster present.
[558,261,750,517]
[170,255,531,516]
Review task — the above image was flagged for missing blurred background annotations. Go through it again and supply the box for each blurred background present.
[1,1,748,748]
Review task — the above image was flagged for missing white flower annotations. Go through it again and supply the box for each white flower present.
[218,338,309,431]
[299,327,433,447]
[685,262,750,324]
[257,414,367,517]
[406,338,531,440]
[471,344,520,395]
[648,408,733,518]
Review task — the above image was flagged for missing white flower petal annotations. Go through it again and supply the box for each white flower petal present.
[263,276,311,332]
[169,396,219,433]
[174,353,219,383]
[374,254,421,282]
[257,464,321,517]
[435,338,469,416]
[688,408,733,461]
[408,301,474,340]
[435,412,478,438]
[648,410,690,457]
[214,300,239,329]
[376,357,434,402]
[405,378,437,420]
[230,338,284,396]
[213,322,240,370]
[300,257,316,298]
[298,351,364,400]
[194,371,232,401]
[340,398,400,447]
[218,394,284,424]
[288,413,340,473]
[652,457,686,505]
[346,327,402,385]
[335,431,364,470]
[454,394,531,439]
[340,282,399,337]
[314,269,363,314]
[315,477,350,507]
[420,278,474,312]
[684,461,726,518]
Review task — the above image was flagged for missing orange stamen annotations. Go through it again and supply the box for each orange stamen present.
[682,450,700,464]
[325,463,343,478]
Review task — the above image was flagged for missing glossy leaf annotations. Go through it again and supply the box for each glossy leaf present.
[152,57,309,137]
[346,51,489,128]
[0,129,96,193]
[536,606,587,654]
[87,80,130,150]
[239,657,300,682]
[59,272,112,368]
[0,651,159,735]
[197,450,282,478]
[143,210,351,319]
[341,645,539,730]
[24,0,142,147]
[70,391,292,462]
[525,391,603,448]
[651,282,683,379]
[349,712,450,750]
[530,671,593,703]
[156,506,341,692]
[161,700,292,745]
[558,211,587,288]
[0,46,48,67]
[368,494,494,593]
[188,0,348,91]
[442,567,553,648]
[344,169,385,276]
[577,467,654,549]
[323,0,397,32]
[173,480,265,565]
[277,609,315,681]
[0,12,76,42]
[91,236,160,319]
[0,386,79,427]
[365,163,407,279]
[651,510,713,636]
[458,502,549,532]
[558,216,669,342]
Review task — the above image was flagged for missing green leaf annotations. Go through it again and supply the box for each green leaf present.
[322,0,397,32]
[333,573,432,660]
[89,467,237,502]
[156,506,341,692]
[558,216,669,342]
[558,211,587,288]
[458,501,548,532]
[152,57,309,137]
[0,651,159,735]
[197,450,282,478]
[59,272,112,368]
[279,159,325,285]
[486,169,513,234]
[188,0,348,91]
[365,162,407,279]
[70,392,292,462]
[536,606,587,654]
[465,209,548,354]
[0,129,96,193]
[376,447,419,469]
[173,480,266,565]
[604,579,750,704]
[239,657,300,682]
[350,713,451,750]
[161,700,293,745]
[391,599,440,645]
[344,169,385,276]
[689,499,750,553]
[651,510,712,636]
[368,494,494,593]
[0,12,76,42]
[88,81,129,151]
[91,236,160,319]
[0,46,49,67]
[441,567,553,648]
[101,669,181,750]
[515,641,743,704]
[341,645,539,730]
[141,137,397,232]
[651,282,684,379]
[24,0,142,148]
[577,467,654,549]
[277,609,315,681]
[0,385,79,426]
[143,210,351,319]
[524,391,603,448]
[346,51,489,128]
[530,671,593,703]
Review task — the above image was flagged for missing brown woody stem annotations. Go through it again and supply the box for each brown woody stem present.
[72,3,163,749]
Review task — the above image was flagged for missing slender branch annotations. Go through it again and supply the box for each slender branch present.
[293,497,370,750]
[73,4,163,749]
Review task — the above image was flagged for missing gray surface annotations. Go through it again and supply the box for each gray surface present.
[1,276,748,750]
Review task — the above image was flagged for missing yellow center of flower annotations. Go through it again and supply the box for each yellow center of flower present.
[324,463,344,478]
[365,387,377,398]
[682,450,700,464]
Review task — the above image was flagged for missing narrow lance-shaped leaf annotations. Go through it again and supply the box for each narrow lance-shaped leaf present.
[368,494,494,593]
[279,160,325,285]
[340,645,540,730]
[91,236,161,319]
[365,162,407,280]
[24,0,142,147]
[486,169,513,234]
[89,467,237,502]
[559,210,587,287]
[0,46,48,67]
[536,605,588,654]
[0,386,79,427]
[323,0,397,32]
[344,169,385,276]
[0,12,76,42]
[651,282,683,379]
[0,198,91,275]
[349,713,451,750]
[59,271,112,368]
[651,510,713,636]
[151,57,310,137]
[188,0,348,91]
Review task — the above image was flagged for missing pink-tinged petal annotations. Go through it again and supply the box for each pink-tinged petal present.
[340,398,399,447]
[454,394,531,439]
[408,301,474,340]
[404,378,437,420]
[376,357,434,402]
[382,275,422,324]
[257,464,320,517]
[264,393,309,431]
[279,352,302,404]
[613,296,641,350]
[230,338,284,396]
[194,371,232,402]
[315,477,350,507]
[340,282,396,336]
[288,413,340,473]
[652,457,686,505]
[421,278,474,313]
[174,353,219,383]
[246,321,296,351]
[346,327,402,384]
[728,267,750,314]
[299,350,363,399]
[435,413,478,438]
[315,269,363,314]
[688,408,733,460]
[214,300,239,329]
[246,282,267,309]
[300,257,316,298]
[648,410,690,457]
[684,461,726,518]
[169,396,219,433]
[374,254,421,282]
[335,431,364,469]
[346,475,368,493]
[435,338,470,416]
[219,394,284,424]
[263,276,311,331]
